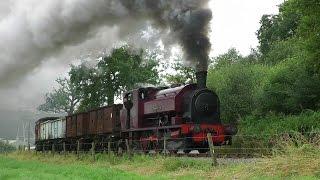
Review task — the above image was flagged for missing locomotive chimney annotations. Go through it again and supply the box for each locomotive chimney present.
[196,71,207,89]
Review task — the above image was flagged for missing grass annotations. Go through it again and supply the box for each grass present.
[228,111,320,151]
[0,154,151,180]
[1,144,320,180]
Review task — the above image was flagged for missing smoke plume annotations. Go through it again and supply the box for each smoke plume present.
[0,0,212,86]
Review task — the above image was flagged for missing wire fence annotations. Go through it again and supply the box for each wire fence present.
[29,131,320,161]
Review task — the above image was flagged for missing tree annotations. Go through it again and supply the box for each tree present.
[165,60,196,85]
[0,141,15,153]
[257,1,301,58]
[259,57,320,114]
[38,78,81,115]
[213,48,243,69]
[208,62,267,122]
[69,63,103,112]
[97,46,159,105]
[255,0,320,114]
[293,0,320,73]
[70,46,160,111]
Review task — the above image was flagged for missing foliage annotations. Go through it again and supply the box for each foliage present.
[294,0,320,73]
[239,111,320,137]
[70,46,160,112]
[262,38,300,65]
[164,59,196,85]
[0,141,15,153]
[258,58,320,114]
[208,0,320,123]
[38,78,81,115]
[97,47,159,105]
[69,63,102,112]
[257,0,320,70]
[213,48,244,69]
[208,50,268,122]
[257,0,301,58]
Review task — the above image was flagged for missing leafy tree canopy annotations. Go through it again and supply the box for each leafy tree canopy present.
[70,46,160,112]
[257,0,301,57]
[164,59,196,85]
[38,78,81,115]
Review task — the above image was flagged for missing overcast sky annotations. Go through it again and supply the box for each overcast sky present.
[209,0,283,56]
[0,0,283,112]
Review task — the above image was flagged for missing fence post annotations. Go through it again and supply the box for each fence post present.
[108,141,111,154]
[207,133,218,166]
[52,144,55,156]
[77,141,80,158]
[63,142,66,157]
[125,139,130,155]
[91,142,95,161]
[163,136,167,155]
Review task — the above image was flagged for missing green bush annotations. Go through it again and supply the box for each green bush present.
[207,63,268,123]
[258,57,320,114]
[239,111,320,135]
[0,141,15,153]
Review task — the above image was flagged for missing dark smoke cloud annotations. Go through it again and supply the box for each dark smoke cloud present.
[120,0,212,71]
[0,0,212,87]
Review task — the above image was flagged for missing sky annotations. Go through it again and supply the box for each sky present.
[0,0,283,112]
[209,0,283,56]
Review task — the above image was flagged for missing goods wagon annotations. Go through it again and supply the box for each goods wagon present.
[35,117,64,151]
[66,115,76,138]
[61,104,122,144]
[51,118,66,139]
[39,117,66,140]
[76,113,89,136]
[88,104,123,136]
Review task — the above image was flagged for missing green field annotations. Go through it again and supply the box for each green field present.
[1,145,320,180]
[0,155,150,180]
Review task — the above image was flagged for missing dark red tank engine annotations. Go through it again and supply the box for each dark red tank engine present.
[120,71,234,152]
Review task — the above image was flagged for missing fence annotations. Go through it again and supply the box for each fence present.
[26,131,320,166]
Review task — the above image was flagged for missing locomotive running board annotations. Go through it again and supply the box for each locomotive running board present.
[122,125,182,132]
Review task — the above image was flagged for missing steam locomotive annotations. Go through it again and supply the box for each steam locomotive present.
[35,71,236,153]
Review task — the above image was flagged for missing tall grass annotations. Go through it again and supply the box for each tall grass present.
[6,142,320,180]
[231,111,320,148]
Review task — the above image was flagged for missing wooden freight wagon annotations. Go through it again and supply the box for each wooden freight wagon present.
[76,113,89,137]
[88,104,122,136]
[89,110,98,135]
[66,115,77,138]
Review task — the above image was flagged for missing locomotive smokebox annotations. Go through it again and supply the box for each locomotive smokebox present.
[196,71,207,89]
